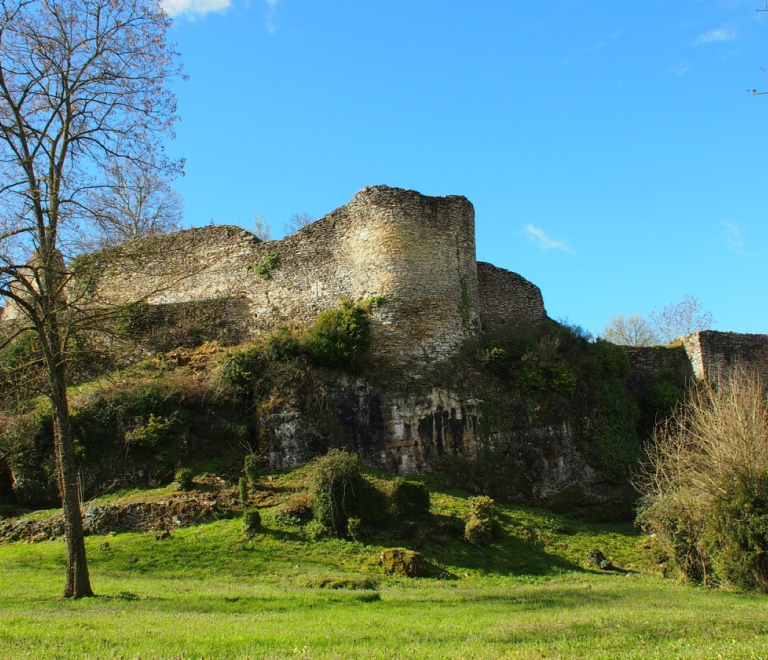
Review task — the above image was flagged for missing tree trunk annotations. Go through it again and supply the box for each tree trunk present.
[45,325,94,599]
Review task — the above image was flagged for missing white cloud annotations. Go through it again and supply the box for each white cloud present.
[695,27,737,44]
[523,225,575,254]
[162,0,231,17]
[722,222,758,257]
[265,0,280,33]
[670,62,690,75]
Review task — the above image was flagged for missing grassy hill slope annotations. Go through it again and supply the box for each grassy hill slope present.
[2,471,768,659]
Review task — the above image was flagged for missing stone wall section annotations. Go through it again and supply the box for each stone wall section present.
[477,262,546,333]
[87,185,482,368]
[683,331,768,383]
[624,345,694,394]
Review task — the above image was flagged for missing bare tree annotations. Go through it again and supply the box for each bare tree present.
[0,0,182,598]
[253,213,271,241]
[649,294,715,344]
[602,313,659,346]
[283,212,314,236]
[85,155,184,249]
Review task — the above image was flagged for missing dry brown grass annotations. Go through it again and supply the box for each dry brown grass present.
[636,368,768,588]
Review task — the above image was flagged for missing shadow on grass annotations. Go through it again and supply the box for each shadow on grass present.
[382,513,583,578]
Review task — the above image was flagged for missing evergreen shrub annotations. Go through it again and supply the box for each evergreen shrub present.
[307,299,371,369]
[175,468,194,491]
[244,454,260,489]
[243,508,261,536]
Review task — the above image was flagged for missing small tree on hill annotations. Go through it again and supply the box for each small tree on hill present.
[649,294,714,344]
[602,313,658,346]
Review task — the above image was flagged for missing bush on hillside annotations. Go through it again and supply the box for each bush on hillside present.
[307,299,371,369]
[468,495,496,521]
[243,508,262,537]
[464,515,494,546]
[637,370,768,591]
[465,496,497,546]
[175,468,194,491]
[309,449,365,535]
[244,454,260,489]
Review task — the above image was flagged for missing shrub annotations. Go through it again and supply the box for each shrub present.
[388,478,430,517]
[464,516,494,546]
[242,508,262,536]
[468,495,496,521]
[309,449,364,536]
[220,345,265,400]
[307,299,372,369]
[264,326,302,362]
[547,363,577,396]
[637,370,768,590]
[175,468,194,491]
[249,252,280,280]
[479,342,509,376]
[465,496,496,546]
[302,519,328,540]
[125,414,175,449]
[239,477,249,506]
[515,363,546,394]
[244,454,260,489]
[347,517,362,540]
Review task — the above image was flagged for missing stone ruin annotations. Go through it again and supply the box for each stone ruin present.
[3,184,767,497]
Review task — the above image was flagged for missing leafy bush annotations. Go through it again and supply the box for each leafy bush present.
[264,326,302,362]
[249,252,280,280]
[175,468,194,491]
[307,449,391,535]
[637,370,768,590]
[307,299,372,369]
[547,363,577,396]
[468,495,496,521]
[514,363,546,394]
[465,496,497,546]
[464,516,494,546]
[479,342,509,376]
[309,449,365,536]
[242,508,262,536]
[220,345,265,400]
[302,519,328,540]
[244,454,260,489]
[347,517,362,540]
[124,414,175,449]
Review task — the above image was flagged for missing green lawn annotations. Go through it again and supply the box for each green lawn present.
[2,479,768,659]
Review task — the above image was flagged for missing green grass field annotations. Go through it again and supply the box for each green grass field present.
[2,475,768,659]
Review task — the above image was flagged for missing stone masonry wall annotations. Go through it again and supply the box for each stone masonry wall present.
[683,330,768,383]
[624,345,694,394]
[87,185,482,368]
[477,262,546,333]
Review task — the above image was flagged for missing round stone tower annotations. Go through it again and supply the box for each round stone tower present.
[336,185,480,368]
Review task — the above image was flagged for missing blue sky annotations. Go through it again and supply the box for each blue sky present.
[160,0,768,336]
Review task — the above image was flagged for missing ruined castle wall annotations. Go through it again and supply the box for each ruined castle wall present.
[683,331,768,383]
[86,186,481,366]
[477,262,546,333]
[624,345,694,394]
